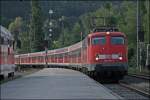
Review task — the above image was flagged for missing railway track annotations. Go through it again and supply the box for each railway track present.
[119,81,150,98]
[93,74,150,99]
[128,73,150,80]
[103,83,149,99]
[120,74,150,95]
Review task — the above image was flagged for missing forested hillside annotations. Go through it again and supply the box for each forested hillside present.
[1,0,113,27]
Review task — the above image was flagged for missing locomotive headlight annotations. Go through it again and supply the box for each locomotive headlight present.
[119,56,123,60]
[106,32,110,35]
[96,57,99,61]
[95,54,99,61]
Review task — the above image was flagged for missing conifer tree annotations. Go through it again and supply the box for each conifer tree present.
[30,0,44,52]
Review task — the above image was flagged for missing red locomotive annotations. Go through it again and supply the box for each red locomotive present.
[0,25,15,80]
[15,26,128,80]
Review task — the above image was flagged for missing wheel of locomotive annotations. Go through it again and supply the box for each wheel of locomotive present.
[81,67,87,74]
[87,71,91,76]
[88,71,95,78]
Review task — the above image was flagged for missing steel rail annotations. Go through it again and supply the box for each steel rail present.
[127,74,150,80]
[119,81,150,98]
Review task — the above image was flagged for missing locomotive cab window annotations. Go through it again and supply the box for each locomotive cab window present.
[92,37,106,45]
[111,36,124,45]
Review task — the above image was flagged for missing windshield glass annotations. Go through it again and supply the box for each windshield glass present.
[92,37,106,45]
[111,37,124,45]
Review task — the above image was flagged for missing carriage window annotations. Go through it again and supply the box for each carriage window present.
[111,37,124,45]
[92,37,106,45]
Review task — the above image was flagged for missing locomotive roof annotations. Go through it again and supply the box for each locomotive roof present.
[88,31,126,37]
[0,25,14,40]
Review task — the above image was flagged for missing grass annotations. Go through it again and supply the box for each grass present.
[128,66,150,76]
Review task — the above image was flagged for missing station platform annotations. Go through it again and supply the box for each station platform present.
[1,68,122,99]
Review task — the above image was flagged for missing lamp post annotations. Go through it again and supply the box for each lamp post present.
[45,39,48,68]
[48,9,53,47]
[146,44,150,69]
[136,0,139,71]
[48,9,53,49]
[45,9,53,68]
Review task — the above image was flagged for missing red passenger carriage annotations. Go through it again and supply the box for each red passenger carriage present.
[0,25,15,80]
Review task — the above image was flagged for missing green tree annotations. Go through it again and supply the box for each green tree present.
[79,13,92,35]
[8,16,23,51]
[118,1,137,44]
[8,17,23,41]
[30,0,44,52]
[71,22,82,43]
[143,0,150,44]
[0,16,12,28]
[52,40,61,49]
[18,23,30,53]
[60,28,72,47]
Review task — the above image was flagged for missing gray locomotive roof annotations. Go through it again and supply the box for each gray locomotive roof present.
[0,25,14,40]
